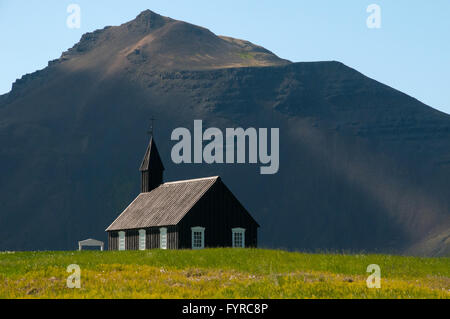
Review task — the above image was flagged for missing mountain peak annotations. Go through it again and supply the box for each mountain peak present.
[127,9,171,32]
[135,9,162,19]
[59,9,290,71]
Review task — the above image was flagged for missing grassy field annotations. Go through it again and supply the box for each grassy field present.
[0,248,448,299]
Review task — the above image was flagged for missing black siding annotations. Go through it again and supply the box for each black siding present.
[177,179,258,249]
[107,226,178,250]
[108,231,118,250]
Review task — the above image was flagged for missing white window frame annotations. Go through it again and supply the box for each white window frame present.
[159,227,167,249]
[118,231,125,251]
[138,229,146,250]
[191,226,205,249]
[232,228,246,248]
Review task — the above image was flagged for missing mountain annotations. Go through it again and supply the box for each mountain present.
[62,10,289,71]
[0,10,449,255]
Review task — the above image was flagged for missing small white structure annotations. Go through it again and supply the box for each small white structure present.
[78,238,104,251]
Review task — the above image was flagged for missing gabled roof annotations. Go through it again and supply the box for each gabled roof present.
[105,176,219,231]
[139,136,164,172]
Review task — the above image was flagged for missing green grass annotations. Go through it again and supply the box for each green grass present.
[238,52,255,60]
[0,248,448,298]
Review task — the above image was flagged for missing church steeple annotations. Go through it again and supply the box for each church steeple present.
[139,135,164,193]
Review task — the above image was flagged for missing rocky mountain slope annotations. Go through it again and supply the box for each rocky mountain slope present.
[0,10,449,255]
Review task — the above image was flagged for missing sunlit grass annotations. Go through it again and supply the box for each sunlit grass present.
[0,248,448,298]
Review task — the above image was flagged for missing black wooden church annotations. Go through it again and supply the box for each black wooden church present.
[106,135,259,250]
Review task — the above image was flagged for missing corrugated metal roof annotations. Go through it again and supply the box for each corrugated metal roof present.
[106,176,219,231]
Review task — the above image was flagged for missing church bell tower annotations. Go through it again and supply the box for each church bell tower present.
[139,122,164,193]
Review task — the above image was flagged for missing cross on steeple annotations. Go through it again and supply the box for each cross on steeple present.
[147,117,156,136]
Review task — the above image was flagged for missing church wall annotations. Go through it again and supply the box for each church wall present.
[107,226,178,250]
[177,179,258,249]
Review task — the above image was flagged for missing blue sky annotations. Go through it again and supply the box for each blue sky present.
[1,0,449,114]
